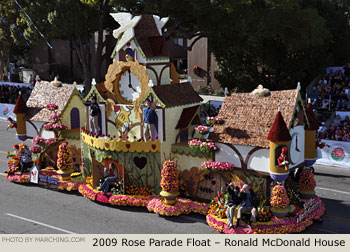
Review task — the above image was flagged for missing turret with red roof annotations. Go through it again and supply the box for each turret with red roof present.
[267,108,292,182]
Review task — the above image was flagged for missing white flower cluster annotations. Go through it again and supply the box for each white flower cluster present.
[296,198,321,223]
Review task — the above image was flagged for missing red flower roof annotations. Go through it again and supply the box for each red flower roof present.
[305,103,318,130]
[13,94,28,114]
[267,111,292,142]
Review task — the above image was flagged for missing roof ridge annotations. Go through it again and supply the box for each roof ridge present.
[228,88,298,95]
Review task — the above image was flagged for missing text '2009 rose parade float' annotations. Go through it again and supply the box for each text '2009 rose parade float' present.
[4,12,324,234]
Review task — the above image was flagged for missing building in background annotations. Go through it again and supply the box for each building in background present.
[31,31,116,83]
[187,37,222,92]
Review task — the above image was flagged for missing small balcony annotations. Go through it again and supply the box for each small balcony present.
[81,132,160,152]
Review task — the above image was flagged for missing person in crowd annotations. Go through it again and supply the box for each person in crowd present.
[316,85,325,108]
[235,184,259,229]
[335,126,343,141]
[326,123,336,140]
[0,84,32,104]
[226,183,241,229]
[334,114,342,126]
[336,90,348,110]
[308,86,319,106]
[322,85,331,109]
[343,130,350,142]
[342,115,350,126]
[2,74,8,81]
[99,162,119,195]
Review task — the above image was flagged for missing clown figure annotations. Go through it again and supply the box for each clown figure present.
[277,146,289,171]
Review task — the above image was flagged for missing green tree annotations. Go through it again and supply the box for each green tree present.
[211,0,350,91]
[1,0,117,89]
[35,0,116,89]
[0,0,28,77]
[115,0,350,92]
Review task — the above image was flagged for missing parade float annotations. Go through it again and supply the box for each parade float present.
[5,78,86,191]
[4,12,324,234]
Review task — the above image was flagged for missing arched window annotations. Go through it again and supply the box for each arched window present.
[70,108,80,129]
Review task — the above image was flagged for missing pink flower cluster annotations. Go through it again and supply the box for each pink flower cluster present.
[147,197,209,216]
[49,113,62,121]
[45,138,58,145]
[195,125,209,135]
[30,146,41,154]
[270,185,290,209]
[201,161,234,171]
[32,136,46,145]
[206,116,224,126]
[46,103,58,111]
[188,139,218,153]
[6,173,30,183]
[147,197,188,216]
[78,184,209,217]
[188,138,201,147]
[43,122,68,131]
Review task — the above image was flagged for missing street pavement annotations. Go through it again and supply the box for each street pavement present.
[0,120,349,234]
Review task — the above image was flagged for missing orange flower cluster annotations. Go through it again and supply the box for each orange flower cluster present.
[57,142,73,171]
[78,184,97,201]
[58,180,85,191]
[208,192,227,218]
[85,176,93,186]
[126,184,152,196]
[257,207,272,222]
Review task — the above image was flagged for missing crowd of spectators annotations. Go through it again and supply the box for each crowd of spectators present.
[318,114,350,142]
[308,64,350,110]
[0,84,32,104]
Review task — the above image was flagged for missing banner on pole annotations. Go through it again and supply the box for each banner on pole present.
[0,104,15,120]
[316,139,350,168]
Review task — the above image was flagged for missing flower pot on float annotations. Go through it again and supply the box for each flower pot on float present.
[160,160,180,206]
[270,207,290,218]
[299,169,316,199]
[300,189,315,199]
[270,184,290,218]
[56,142,74,181]
[56,168,74,181]
[160,190,180,205]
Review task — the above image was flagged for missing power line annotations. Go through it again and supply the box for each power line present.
[14,0,53,48]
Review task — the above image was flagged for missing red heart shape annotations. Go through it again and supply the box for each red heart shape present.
[91,139,94,144]
[105,143,109,148]
[151,144,156,149]
[134,157,147,169]
[126,144,130,149]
